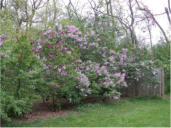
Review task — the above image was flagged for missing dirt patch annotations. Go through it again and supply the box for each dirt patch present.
[13,101,77,123]
[12,97,133,123]
[13,110,69,123]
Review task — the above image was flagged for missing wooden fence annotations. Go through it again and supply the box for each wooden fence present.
[121,68,165,97]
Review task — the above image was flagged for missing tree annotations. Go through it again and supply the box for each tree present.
[135,0,170,44]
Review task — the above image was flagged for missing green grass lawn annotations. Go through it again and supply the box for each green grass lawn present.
[9,97,170,127]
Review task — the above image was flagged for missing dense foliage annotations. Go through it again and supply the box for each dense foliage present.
[0,24,160,122]
[153,42,170,93]
[0,1,170,126]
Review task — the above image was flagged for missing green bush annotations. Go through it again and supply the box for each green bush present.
[0,91,31,122]
[154,42,170,93]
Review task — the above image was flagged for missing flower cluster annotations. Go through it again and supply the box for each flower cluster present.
[120,48,128,65]
[77,71,90,87]
[79,60,127,89]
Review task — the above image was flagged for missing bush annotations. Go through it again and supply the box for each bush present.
[32,25,159,103]
[1,35,39,98]
[0,35,38,122]
[34,25,130,102]
[153,42,170,93]
[0,25,160,121]
[0,91,31,122]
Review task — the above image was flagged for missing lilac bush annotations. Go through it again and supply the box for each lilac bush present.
[33,29,92,105]
[34,25,129,102]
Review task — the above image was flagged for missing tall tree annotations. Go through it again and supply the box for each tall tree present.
[135,0,170,44]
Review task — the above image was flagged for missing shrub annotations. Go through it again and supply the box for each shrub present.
[1,36,39,98]
[0,91,31,123]
[153,42,170,93]
[0,35,38,121]
[33,25,129,103]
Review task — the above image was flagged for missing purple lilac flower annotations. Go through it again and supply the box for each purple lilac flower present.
[30,41,34,45]
[34,49,40,54]
[67,33,72,38]
[90,30,95,36]
[120,48,127,65]
[41,40,46,44]
[117,73,125,84]
[78,72,90,87]
[37,45,42,49]
[109,56,114,61]
[53,51,58,56]
[48,53,52,58]
[113,67,117,70]
[122,48,128,53]
[103,69,109,76]
[48,44,53,49]
[101,66,105,70]
[61,71,67,76]
[62,65,66,70]
[0,34,7,40]
[80,88,84,92]
[94,64,99,70]
[44,29,53,36]
[104,61,108,65]
[76,38,82,42]
[51,83,55,88]
[90,42,96,46]
[56,85,61,88]
[58,25,63,31]
[77,59,82,63]
[77,31,82,35]
[112,72,121,77]
[57,41,62,46]
[113,97,119,100]
[43,29,57,36]
[110,50,115,55]
[96,71,102,76]
[38,56,40,59]
[75,77,79,81]
[66,25,78,33]
[62,47,67,53]
[84,41,88,45]
[0,41,2,47]
[86,67,90,71]
[47,64,51,69]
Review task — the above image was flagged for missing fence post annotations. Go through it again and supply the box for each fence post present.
[161,68,165,97]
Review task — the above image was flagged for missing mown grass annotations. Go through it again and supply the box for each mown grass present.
[9,97,170,127]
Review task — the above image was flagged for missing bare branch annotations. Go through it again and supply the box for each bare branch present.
[135,0,170,43]
[165,7,171,25]
[0,0,4,9]
[168,0,171,13]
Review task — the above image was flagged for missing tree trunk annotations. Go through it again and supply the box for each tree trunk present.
[16,79,21,99]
